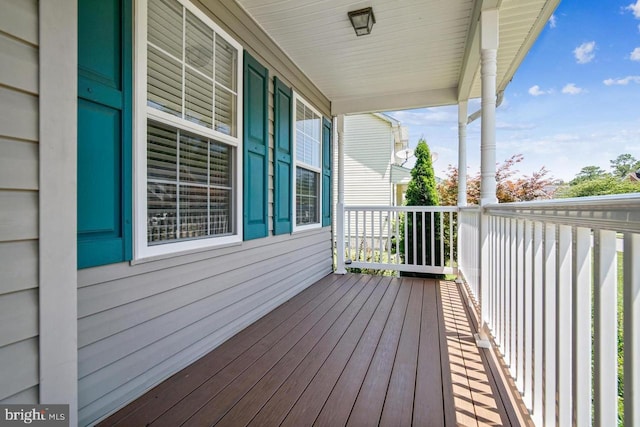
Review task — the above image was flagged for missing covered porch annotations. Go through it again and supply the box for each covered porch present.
[100,274,521,426]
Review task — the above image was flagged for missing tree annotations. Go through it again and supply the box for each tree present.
[570,165,608,186]
[437,154,554,206]
[405,139,440,206]
[557,175,640,198]
[402,139,440,267]
[610,154,640,179]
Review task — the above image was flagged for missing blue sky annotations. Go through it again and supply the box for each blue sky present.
[387,0,640,182]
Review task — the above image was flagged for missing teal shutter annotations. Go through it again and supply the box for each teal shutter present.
[322,118,332,227]
[273,77,293,235]
[77,0,132,268]
[243,52,269,240]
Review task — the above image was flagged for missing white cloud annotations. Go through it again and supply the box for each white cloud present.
[562,83,585,95]
[627,0,640,18]
[603,75,640,85]
[496,121,536,131]
[574,41,596,64]
[549,14,557,28]
[388,108,457,126]
[631,47,640,61]
[528,85,549,96]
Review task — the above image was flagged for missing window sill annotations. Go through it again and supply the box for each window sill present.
[293,223,322,234]
[131,235,242,265]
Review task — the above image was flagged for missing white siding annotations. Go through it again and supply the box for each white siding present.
[333,114,396,242]
[343,114,394,206]
[0,0,39,404]
[76,1,333,425]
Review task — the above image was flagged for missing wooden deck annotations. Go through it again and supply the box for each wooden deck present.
[99,274,515,426]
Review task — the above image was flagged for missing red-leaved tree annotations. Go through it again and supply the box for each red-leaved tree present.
[438,154,554,206]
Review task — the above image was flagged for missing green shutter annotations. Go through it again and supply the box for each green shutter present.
[77,0,132,268]
[322,117,332,227]
[243,52,269,240]
[273,77,293,235]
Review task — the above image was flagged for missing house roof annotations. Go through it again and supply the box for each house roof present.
[391,164,412,185]
[235,0,560,115]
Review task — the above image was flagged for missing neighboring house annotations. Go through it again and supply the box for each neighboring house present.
[343,113,411,208]
[0,0,558,425]
[335,113,412,249]
[627,169,640,182]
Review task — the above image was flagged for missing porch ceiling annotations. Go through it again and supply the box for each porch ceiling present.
[235,0,559,115]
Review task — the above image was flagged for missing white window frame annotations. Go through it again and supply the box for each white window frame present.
[292,92,323,232]
[134,0,243,260]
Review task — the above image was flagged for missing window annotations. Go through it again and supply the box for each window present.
[293,94,322,229]
[136,0,243,258]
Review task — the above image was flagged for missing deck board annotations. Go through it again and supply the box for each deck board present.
[311,277,400,427]
[100,273,513,427]
[152,274,365,427]
[414,280,447,426]
[379,279,422,427]
[110,273,344,426]
[248,275,389,427]
[346,277,412,427]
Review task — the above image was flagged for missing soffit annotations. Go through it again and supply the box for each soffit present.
[236,0,559,114]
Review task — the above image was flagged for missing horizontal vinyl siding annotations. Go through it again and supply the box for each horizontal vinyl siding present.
[332,114,395,240]
[0,241,38,295]
[0,0,39,404]
[78,229,332,425]
[343,114,393,206]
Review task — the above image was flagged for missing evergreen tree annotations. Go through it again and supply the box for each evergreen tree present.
[402,139,440,268]
[610,154,640,179]
[405,139,440,206]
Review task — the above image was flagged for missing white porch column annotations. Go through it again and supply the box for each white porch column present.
[457,101,468,207]
[480,9,499,206]
[335,114,347,274]
[478,8,499,345]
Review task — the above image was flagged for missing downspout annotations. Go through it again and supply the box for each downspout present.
[390,122,396,206]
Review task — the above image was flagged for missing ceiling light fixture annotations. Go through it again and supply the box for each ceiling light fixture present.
[348,7,375,36]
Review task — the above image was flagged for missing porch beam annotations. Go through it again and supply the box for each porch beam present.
[335,114,346,274]
[480,9,499,206]
[457,0,501,101]
[331,88,456,116]
[457,101,468,207]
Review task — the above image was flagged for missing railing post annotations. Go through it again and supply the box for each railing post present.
[573,227,592,426]
[476,209,491,347]
[624,233,640,427]
[335,115,346,274]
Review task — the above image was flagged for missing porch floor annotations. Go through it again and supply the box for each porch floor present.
[100,274,514,426]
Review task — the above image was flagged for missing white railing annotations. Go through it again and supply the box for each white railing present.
[458,207,481,298]
[340,205,458,275]
[465,194,640,427]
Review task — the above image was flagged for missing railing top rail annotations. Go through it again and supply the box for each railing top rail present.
[459,206,482,212]
[485,193,640,211]
[484,193,640,233]
[343,205,459,212]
